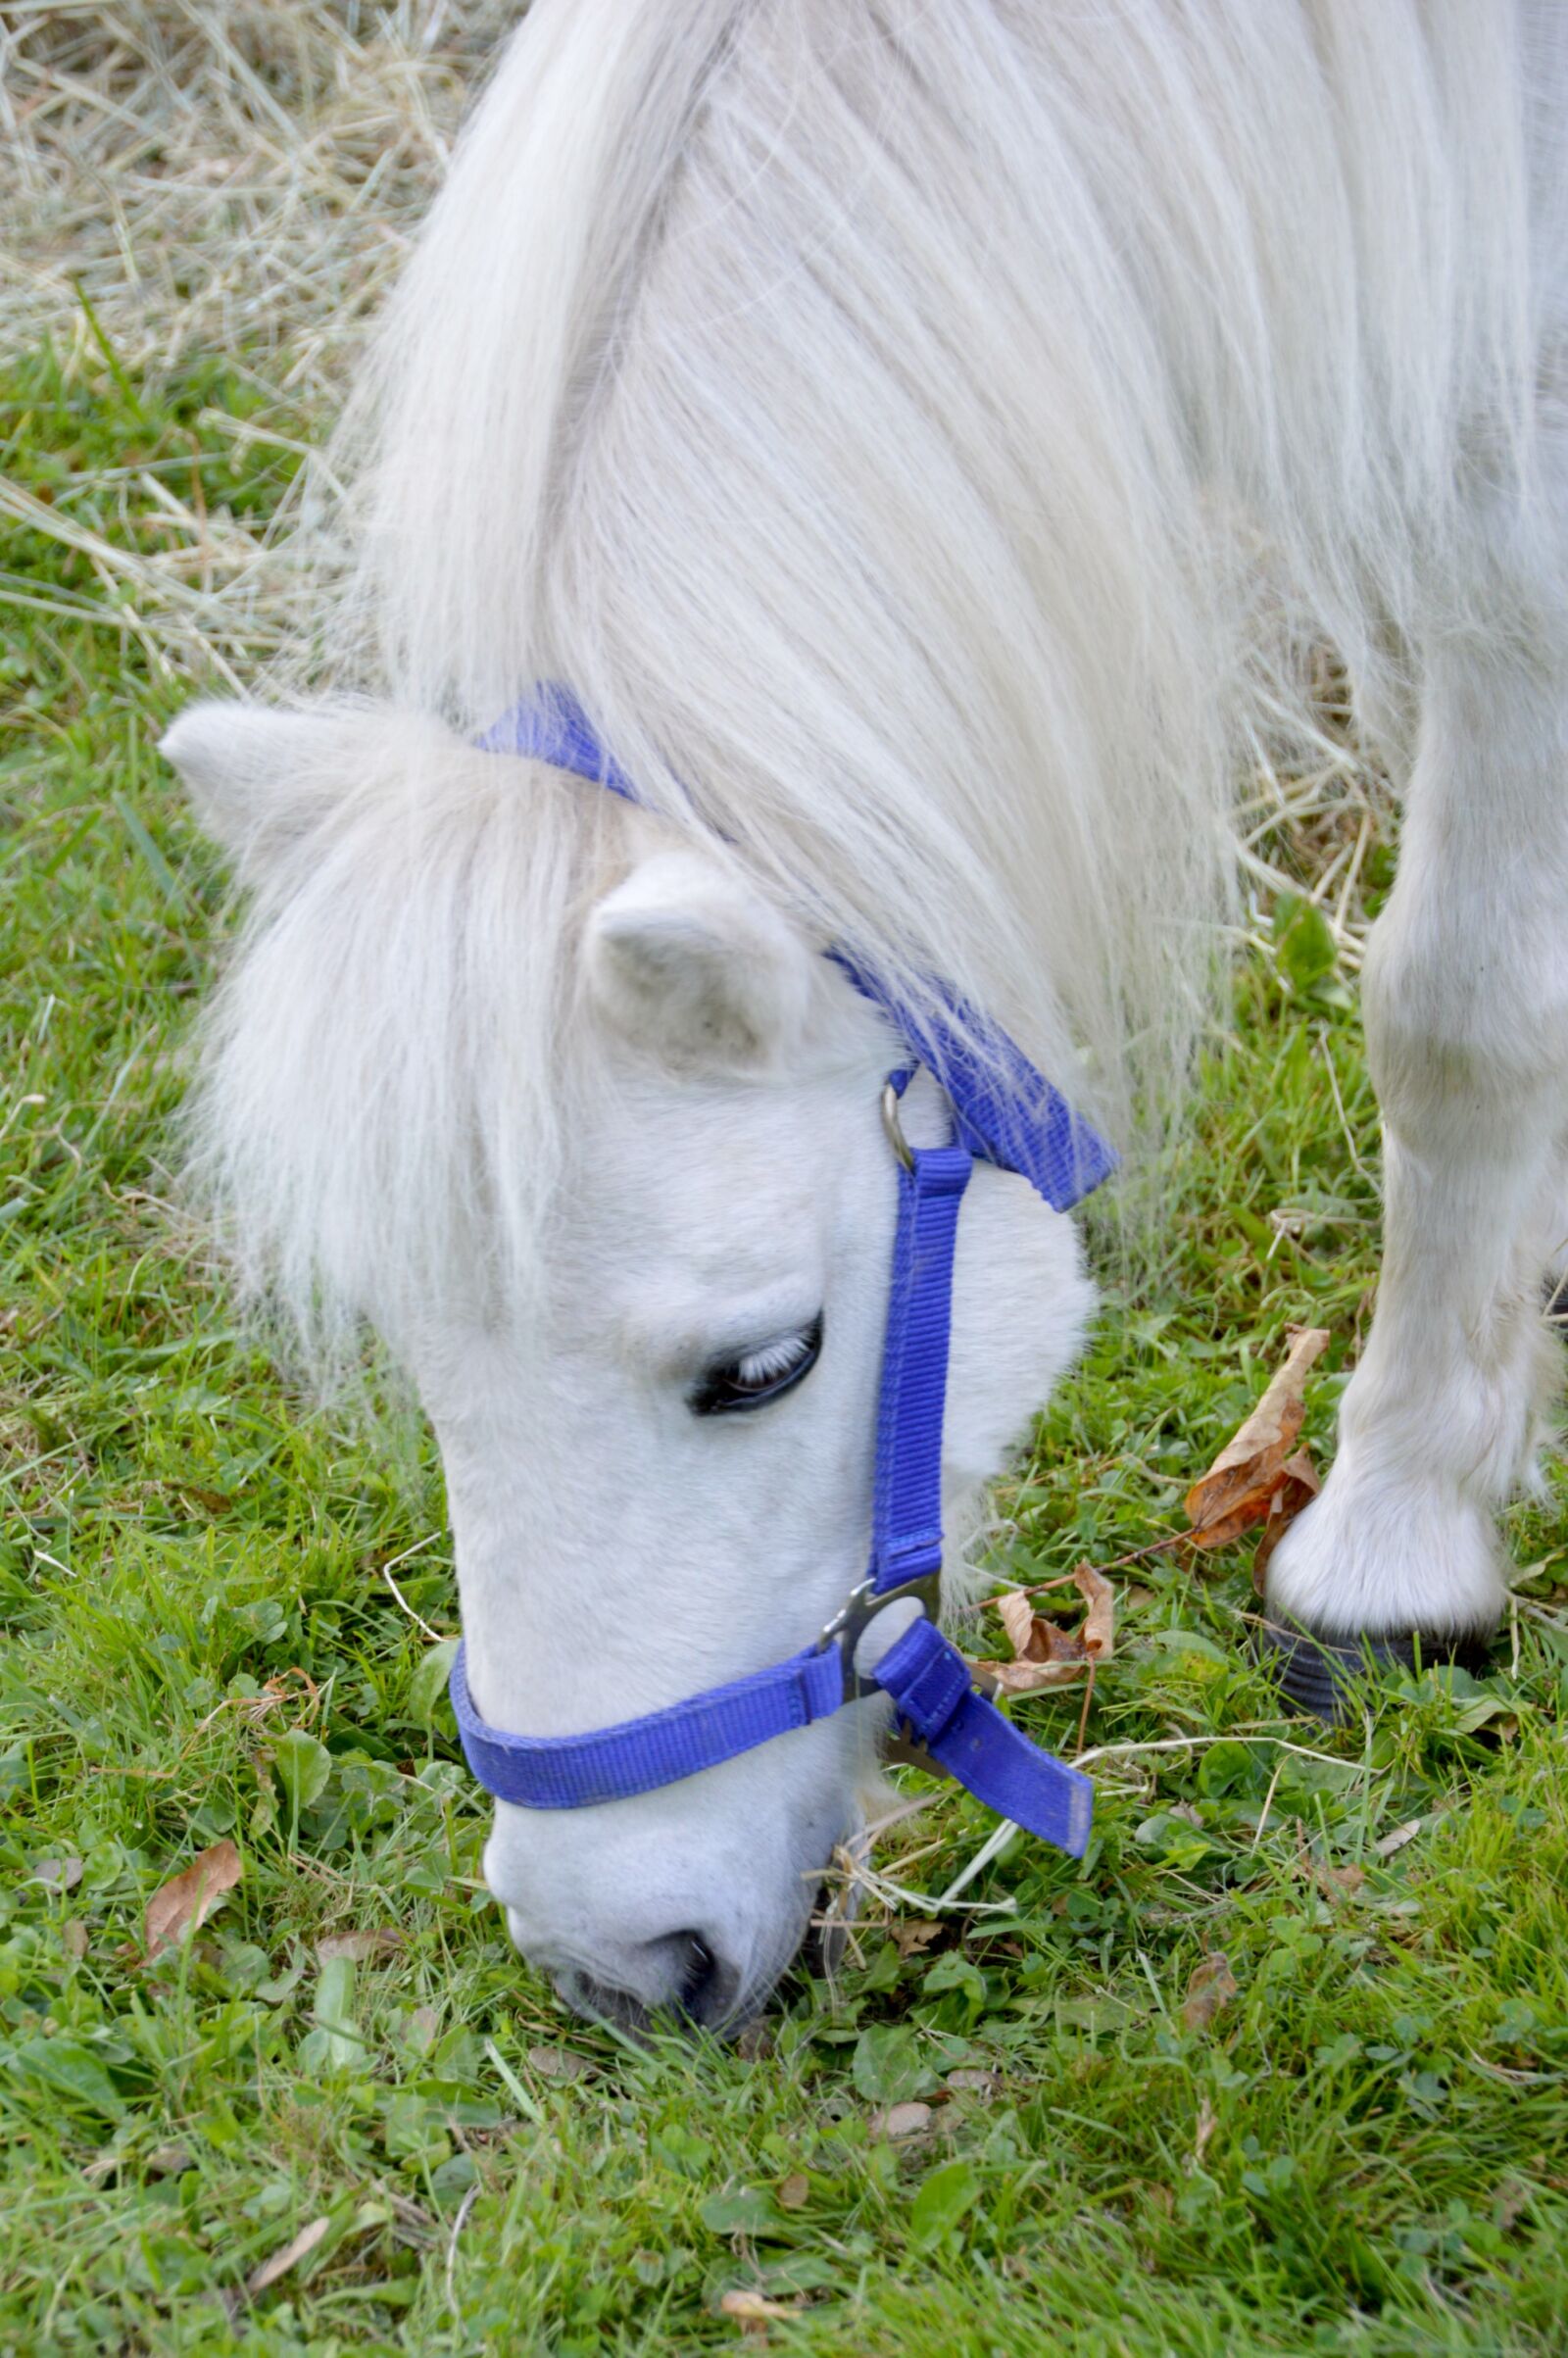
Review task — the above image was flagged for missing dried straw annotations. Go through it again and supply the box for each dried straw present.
[0,1,516,682]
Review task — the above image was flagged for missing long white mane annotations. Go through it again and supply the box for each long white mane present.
[213,0,1565,1343]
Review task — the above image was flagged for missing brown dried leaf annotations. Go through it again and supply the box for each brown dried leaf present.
[972,1565,1113,1694]
[1074,1562,1114,1660]
[946,2067,1000,2099]
[1495,2179,1530,2234]
[892,1918,944,1960]
[316,1928,404,1963]
[995,1589,1037,1656]
[1251,1448,1321,1592]
[875,2101,933,2139]
[527,2042,592,2082]
[1186,1328,1330,1548]
[719,2289,805,2333]
[776,2172,810,2211]
[247,2215,330,2296]
[175,1482,233,1516]
[402,2003,441,2054]
[1181,1951,1239,2036]
[993,1588,1088,1675]
[143,1839,242,1962]
[984,1645,1086,1695]
[1316,1863,1366,1900]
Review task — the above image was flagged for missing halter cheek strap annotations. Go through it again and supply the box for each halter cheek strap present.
[451,688,1113,1857]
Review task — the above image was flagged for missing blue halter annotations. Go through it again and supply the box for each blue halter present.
[452,687,1116,1857]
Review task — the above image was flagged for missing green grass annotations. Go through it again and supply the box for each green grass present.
[5,340,1568,2358]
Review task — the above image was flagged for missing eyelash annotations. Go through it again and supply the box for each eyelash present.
[689,1314,825,1417]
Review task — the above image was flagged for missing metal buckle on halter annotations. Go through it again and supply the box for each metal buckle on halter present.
[815,1569,943,1703]
[879,1074,916,1172]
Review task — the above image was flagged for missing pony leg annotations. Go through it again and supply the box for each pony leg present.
[1265,566,1568,1671]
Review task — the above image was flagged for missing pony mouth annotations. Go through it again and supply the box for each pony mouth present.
[505,1904,811,2042]
[514,1837,852,2042]
[551,1955,744,2040]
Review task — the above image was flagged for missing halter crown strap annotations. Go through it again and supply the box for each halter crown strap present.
[476,682,641,803]
[449,686,1106,1857]
[831,954,1116,1214]
[481,686,1114,1214]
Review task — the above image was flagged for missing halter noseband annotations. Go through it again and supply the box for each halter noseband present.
[451,687,1115,1857]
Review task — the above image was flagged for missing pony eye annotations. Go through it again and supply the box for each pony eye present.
[690,1314,824,1416]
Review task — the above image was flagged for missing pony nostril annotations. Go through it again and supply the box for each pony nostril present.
[674,1931,718,2019]
[551,1933,741,2035]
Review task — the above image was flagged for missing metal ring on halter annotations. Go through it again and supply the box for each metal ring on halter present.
[815,1568,943,1701]
[880,1074,916,1172]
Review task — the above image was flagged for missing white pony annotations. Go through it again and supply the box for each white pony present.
[163,0,1568,2031]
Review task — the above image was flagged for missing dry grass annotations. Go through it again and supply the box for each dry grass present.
[2,2,514,394]
[1231,659,1398,974]
[0,1,517,684]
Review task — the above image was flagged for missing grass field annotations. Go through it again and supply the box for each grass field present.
[6,314,1568,2354]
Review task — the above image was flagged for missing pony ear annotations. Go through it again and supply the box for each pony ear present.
[159,700,340,884]
[585,851,814,1071]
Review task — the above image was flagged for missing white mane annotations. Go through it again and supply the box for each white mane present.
[218,0,1561,1342]
[191,706,629,1363]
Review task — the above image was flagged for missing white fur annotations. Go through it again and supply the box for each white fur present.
[585,851,814,1071]
[169,2,1568,2022]
[444,1049,1090,2021]
[1267,532,1568,1638]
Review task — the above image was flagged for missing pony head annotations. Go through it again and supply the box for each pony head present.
[165,698,1093,2031]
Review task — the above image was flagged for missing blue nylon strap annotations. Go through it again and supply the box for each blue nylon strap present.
[870,1136,972,1593]
[830,951,1116,1213]
[475,681,641,803]
[873,1616,1093,1855]
[450,1636,846,1811]
[451,682,1108,1859]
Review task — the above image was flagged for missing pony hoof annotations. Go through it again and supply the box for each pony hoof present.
[1254,1615,1494,1721]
